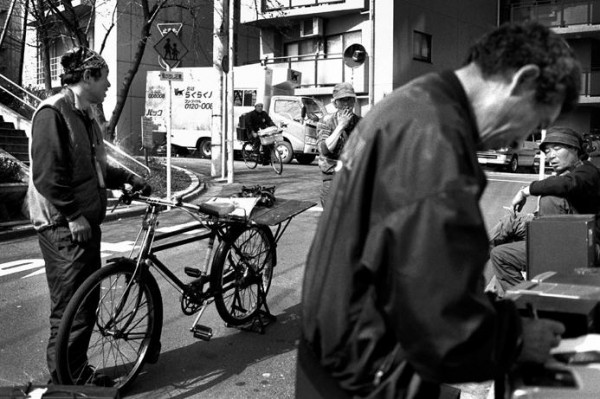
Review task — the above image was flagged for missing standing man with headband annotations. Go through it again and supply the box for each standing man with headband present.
[27,47,152,386]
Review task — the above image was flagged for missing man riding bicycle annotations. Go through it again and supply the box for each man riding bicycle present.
[248,103,276,165]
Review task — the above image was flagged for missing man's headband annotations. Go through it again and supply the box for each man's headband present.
[62,47,107,74]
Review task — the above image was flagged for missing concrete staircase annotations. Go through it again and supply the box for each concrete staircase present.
[0,114,29,164]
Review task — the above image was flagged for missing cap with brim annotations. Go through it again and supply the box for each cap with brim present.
[333,82,356,100]
[540,127,583,152]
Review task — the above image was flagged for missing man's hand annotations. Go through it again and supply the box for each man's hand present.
[68,215,92,243]
[511,187,529,212]
[129,176,152,196]
[337,108,353,129]
[518,317,565,364]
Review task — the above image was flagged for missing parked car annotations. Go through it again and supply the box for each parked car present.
[477,132,541,173]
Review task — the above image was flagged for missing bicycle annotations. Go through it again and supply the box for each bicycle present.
[54,190,280,392]
[242,127,284,175]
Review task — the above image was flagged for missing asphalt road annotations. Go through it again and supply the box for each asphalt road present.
[0,158,539,398]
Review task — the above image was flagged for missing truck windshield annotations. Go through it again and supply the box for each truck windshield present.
[302,98,324,121]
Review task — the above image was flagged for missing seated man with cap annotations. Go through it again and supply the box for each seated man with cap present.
[489,126,600,295]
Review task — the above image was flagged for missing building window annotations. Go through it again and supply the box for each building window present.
[413,31,432,63]
[265,0,342,11]
[284,38,320,59]
[325,30,362,56]
[233,89,257,106]
[36,54,60,85]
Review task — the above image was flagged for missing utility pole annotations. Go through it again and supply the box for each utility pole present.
[211,0,225,177]
[226,0,235,183]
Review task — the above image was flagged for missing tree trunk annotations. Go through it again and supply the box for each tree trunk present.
[35,0,53,96]
[106,0,168,144]
[107,22,151,143]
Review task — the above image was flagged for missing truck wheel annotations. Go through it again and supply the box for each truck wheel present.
[295,154,316,165]
[275,141,293,164]
[196,139,211,158]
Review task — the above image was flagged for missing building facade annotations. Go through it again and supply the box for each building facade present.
[0,0,27,85]
[21,0,260,147]
[500,0,600,138]
[240,0,498,115]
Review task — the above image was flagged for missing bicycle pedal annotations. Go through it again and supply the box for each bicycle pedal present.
[192,324,213,341]
[184,267,201,278]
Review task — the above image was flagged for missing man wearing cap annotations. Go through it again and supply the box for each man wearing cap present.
[317,82,361,206]
[489,126,600,294]
[27,46,153,385]
[248,102,275,135]
[247,102,276,165]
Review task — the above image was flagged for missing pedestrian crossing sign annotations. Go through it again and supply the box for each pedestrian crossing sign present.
[154,31,188,68]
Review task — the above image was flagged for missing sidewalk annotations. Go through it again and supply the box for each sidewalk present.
[0,167,210,242]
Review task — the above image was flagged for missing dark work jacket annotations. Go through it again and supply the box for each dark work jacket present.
[247,109,275,132]
[27,89,131,230]
[301,71,522,398]
[530,160,600,215]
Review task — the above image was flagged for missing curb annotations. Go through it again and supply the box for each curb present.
[0,166,206,242]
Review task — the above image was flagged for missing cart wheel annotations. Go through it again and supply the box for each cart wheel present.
[210,226,276,326]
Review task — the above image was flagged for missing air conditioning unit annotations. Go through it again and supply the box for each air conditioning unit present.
[299,17,323,38]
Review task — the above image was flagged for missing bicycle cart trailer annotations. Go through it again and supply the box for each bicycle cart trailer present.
[54,190,315,392]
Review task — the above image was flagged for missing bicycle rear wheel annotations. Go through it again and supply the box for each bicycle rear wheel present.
[270,146,283,174]
[211,225,276,326]
[55,259,163,392]
[242,142,258,169]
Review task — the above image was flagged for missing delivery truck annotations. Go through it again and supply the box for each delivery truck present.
[144,65,326,164]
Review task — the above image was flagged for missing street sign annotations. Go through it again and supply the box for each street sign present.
[154,31,188,69]
[159,71,183,81]
[157,22,183,36]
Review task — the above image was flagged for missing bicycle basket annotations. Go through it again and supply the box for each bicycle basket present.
[258,127,282,145]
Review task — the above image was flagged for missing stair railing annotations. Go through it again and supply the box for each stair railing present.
[0,73,38,119]
[0,72,150,175]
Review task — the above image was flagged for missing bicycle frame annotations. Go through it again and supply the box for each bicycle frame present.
[118,195,247,334]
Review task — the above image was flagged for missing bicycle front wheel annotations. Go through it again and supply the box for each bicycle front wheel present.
[55,259,163,392]
[211,225,276,326]
[242,142,258,169]
[270,146,283,175]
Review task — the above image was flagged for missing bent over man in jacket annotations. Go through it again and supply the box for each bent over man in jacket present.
[27,47,151,385]
[299,22,580,399]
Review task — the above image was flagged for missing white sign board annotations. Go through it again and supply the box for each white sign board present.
[145,68,218,149]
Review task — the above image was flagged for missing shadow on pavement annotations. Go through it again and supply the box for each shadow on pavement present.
[125,303,302,398]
